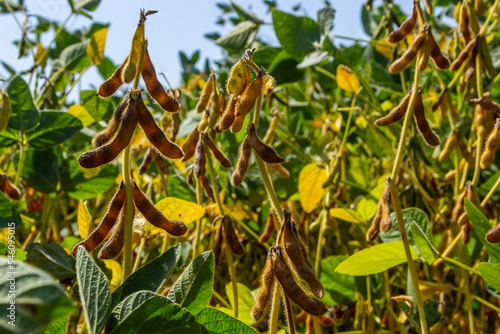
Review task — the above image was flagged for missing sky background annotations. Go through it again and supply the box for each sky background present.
[0,0,413,93]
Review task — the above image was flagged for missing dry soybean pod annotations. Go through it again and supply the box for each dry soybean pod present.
[457,133,475,166]
[464,42,478,82]
[450,35,478,71]
[136,95,183,159]
[235,70,263,117]
[97,56,128,97]
[141,46,180,112]
[3,176,20,200]
[432,87,447,112]
[387,2,417,44]
[452,183,468,220]
[281,210,323,298]
[78,95,139,168]
[367,202,383,241]
[230,115,245,134]
[263,111,280,145]
[181,129,200,162]
[227,58,248,95]
[195,74,214,113]
[152,149,170,175]
[122,20,144,83]
[259,212,275,244]
[224,216,245,255]
[459,2,471,44]
[418,31,431,71]
[375,89,412,126]
[270,163,291,178]
[72,182,125,256]
[213,217,224,266]
[480,120,499,169]
[247,123,285,163]
[200,175,215,202]
[380,179,392,233]
[272,247,328,316]
[486,224,500,243]
[193,133,206,179]
[389,27,427,74]
[92,95,130,147]
[218,94,238,131]
[423,0,433,14]
[231,135,252,187]
[205,134,231,168]
[428,31,450,69]
[138,146,153,175]
[438,131,458,163]
[470,97,500,113]
[0,92,11,132]
[98,206,129,260]
[414,90,440,146]
[132,179,187,236]
[251,248,275,321]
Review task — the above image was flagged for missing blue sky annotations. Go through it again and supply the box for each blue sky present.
[0,0,413,92]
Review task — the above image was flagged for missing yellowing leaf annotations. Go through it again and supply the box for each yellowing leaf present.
[373,39,393,59]
[86,27,108,65]
[78,200,92,240]
[299,163,327,213]
[34,43,48,68]
[68,104,94,127]
[330,208,363,224]
[103,259,122,291]
[156,197,205,225]
[336,64,359,93]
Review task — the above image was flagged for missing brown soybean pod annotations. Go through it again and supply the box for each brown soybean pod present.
[136,96,183,159]
[247,123,285,163]
[195,74,214,113]
[459,2,471,44]
[230,115,245,133]
[272,247,328,316]
[438,131,458,163]
[457,134,475,166]
[389,29,427,74]
[170,112,181,141]
[200,175,215,202]
[414,91,440,146]
[450,35,478,71]
[78,96,139,169]
[470,97,500,113]
[132,180,187,236]
[1,175,20,200]
[259,212,275,244]
[218,95,238,131]
[213,218,224,266]
[98,205,129,260]
[281,210,324,298]
[181,129,200,162]
[205,134,231,168]
[486,224,500,243]
[271,163,291,178]
[231,135,252,187]
[432,87,447,112]
[152,149,170,175]
[367,202,383,241]
[464,43,478,82]
[224,216,245,255]
[480,121,499,169]
[193,133,206,179]
[428,32,450,70]
[263,112,280,145]
[461,221,471,244]
[375,90,412,126]
[138,147,153,175]
[283,294,296,334]
[387,3,417,44]
[452,184,468,220]
[71,184,125,257]
[93,96,130,147]
[141,47,180,112]
[235,71,263,117]
[418,34,431,71]
[97,56,128,97]
[251,248,275,321]
[380,180,392,233]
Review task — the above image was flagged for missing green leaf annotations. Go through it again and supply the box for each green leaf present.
[410,222,438,264]
[20,148,60,194]
[97,57,118,80]
[297,50,329,68]
[231,1,264,24]
[81,90,115,122]
[465,198,500,263]
[111,244,181,308]
[215,21,258,51]
[62,160,118,200]
[317,5,335,35]
[26,243,76,280]
[74,0,101,11]
[5,75,40,131]
[271,8,321,58]
[223,282,255,324]
[166,251,214,315]
[335,241,419,276]
[76,246,111,334]
[196,307,257,334]
[27,111,83,149]
[0,192,22,228]
[35,317,68,334]
[380,208,433,250]
[60,41,91,72]
[319,255,357,305]
[268,50,304,85]
[0,127,20,148]
[0,257,73,334]
[478,262,500,293]
[0,241,8,255]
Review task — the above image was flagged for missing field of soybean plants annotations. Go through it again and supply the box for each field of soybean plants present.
[1,0,500,333]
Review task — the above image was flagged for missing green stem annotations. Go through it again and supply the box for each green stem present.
[14,132,25,187]
[473,294,500,313]
[390,181,428,334]
[441,256,481,275]
[132,236,146,273]
[479,0,500,36]
[269,282,281,334]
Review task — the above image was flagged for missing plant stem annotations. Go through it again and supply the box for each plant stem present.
[479,0,500,36]
[269,282,281,334]
[14,132,25,187]
[132,236,146,273]
[440,256,481,275]
[314,209,328,273]
[389,181,428,334]
[193,178,203,259]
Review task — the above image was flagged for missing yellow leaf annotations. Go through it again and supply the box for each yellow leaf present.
[330,208,363,224]
[336,64,360,93]
[156,197,205,225]
[34,43,48,68]
[103,259,122,290]
[298,163,327,213]
[86,27,108,65]
[68,104,94,127]
[373,39,393,59]
[78,200,92,240]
